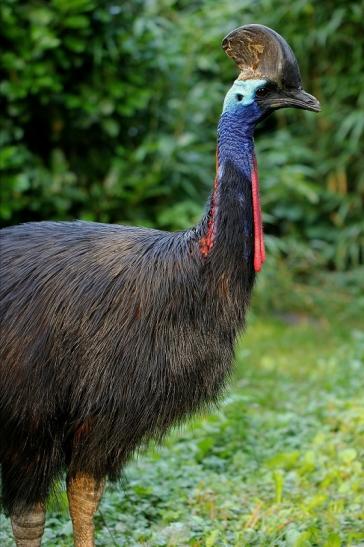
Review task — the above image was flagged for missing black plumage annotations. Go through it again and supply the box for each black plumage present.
[0,26,319,541]
[0,162,254,515]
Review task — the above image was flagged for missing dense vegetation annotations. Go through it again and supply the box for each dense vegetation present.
[1,0,363,278]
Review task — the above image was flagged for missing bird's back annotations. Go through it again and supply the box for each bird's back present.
[0,220,235,478]
[0,219,186,393]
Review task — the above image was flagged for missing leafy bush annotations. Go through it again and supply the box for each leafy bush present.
[1,0,363,273]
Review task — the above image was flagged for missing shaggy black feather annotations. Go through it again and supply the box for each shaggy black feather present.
[0,161,255,515]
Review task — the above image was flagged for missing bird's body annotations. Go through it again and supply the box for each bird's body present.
[0,158,255,514]
[0,24,320,546]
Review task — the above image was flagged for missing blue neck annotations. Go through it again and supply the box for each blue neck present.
[217,105,258,177]
[197,83,265,282]
[198,103,260,280]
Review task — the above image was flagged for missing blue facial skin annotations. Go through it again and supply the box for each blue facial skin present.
[217,79,267,178]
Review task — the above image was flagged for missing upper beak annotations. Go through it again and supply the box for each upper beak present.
[262,88,321,113]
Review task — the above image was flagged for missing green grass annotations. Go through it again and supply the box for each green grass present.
[1,303,363,546]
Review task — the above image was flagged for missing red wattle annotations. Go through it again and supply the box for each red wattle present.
[251,155,265,273]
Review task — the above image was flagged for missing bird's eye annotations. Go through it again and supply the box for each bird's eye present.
[255,87,269,98]
[236,94,244,102]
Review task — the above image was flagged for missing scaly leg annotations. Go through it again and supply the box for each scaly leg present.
[11,504,45,547]
[67,473,105,547]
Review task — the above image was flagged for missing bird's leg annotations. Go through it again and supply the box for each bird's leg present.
[67,473,105,547]
[11,503,45,547]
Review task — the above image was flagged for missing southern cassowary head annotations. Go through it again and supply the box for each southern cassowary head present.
[222,24,320,124]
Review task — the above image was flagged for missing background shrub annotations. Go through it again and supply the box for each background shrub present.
[1,0,363,275]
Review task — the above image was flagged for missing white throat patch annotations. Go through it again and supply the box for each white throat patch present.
[223,79,267,111]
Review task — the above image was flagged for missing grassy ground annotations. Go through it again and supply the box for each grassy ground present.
[1,296,363,545]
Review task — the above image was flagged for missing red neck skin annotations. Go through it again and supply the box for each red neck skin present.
[199,152,219,258]
[199,151,266,273]
[251,154,266,272]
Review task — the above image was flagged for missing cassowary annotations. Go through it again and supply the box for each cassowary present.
[0,24,319,546]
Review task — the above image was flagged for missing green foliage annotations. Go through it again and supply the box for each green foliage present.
[1,300,363,545]
[1,0,363,274]
[1,5,363,542]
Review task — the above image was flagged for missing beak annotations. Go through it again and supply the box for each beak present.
[261,88,321,113]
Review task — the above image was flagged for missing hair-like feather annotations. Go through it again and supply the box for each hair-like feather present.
[1,24,319,529]
[0,161,255,514]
